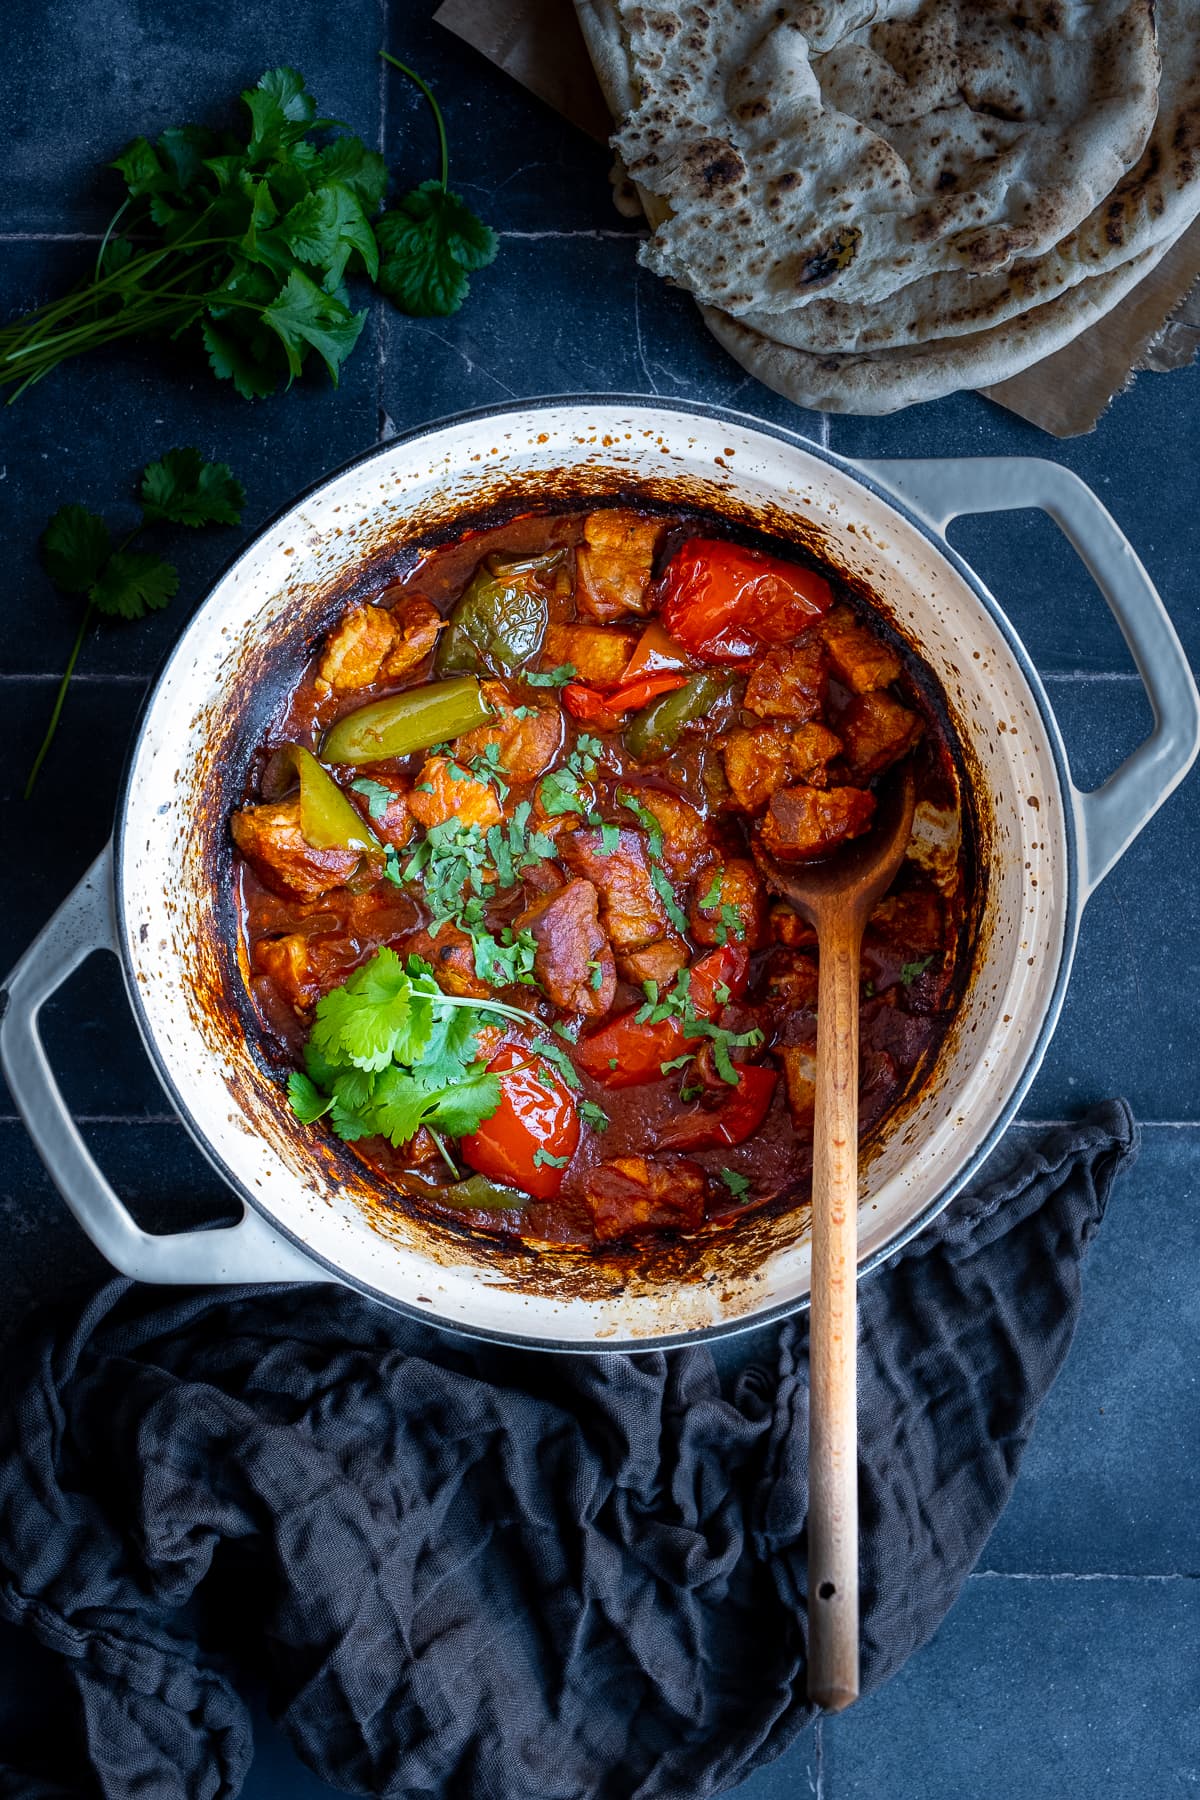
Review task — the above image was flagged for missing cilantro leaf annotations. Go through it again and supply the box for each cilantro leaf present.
[650,863,688,935]
[900,955,935,986]
[422,1066,503,1138]
[532,1037,582,1091]
[579,1100,610,1133]
[533,1146,570,1170]
[318,137,388,212]
[526,663,577,688]
[699,868,724,909]
[262,268,367,385]
[90,550,178,620]
[282,181,379,285]
[720,1169,752,1202]
[472,924,537,988]
[40,506,111,595]
[310,944,432,1071]
[350,777,395,821]
[376,181,498,317]
[286,1070,331,1123]
[140,448,246,528]
[617,790,664,862]
[243,67,328,159]
[111,136,169,200]
[200,317,282,400]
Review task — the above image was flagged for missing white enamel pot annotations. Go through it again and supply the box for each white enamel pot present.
[3,399,1198,1349]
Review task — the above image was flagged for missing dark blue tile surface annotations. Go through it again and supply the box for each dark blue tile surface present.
[822,1575,1200,1799]
[0,241,380,679]
[983,1127,1200,1576]
[1,1,1198,1796]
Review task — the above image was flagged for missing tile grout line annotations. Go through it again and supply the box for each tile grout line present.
[971,1570,1199,1583]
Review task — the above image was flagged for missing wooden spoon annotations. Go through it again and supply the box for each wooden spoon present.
[754,766,917,1713]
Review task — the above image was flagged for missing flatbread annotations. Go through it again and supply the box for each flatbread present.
[702,228,1186,414]
[726,0,1200,353]
[576,0,1161,316]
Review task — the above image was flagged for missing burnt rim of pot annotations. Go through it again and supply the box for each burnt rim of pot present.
[110,394,1080,1354]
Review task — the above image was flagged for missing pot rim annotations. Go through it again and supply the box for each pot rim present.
[111,393,1079,1349]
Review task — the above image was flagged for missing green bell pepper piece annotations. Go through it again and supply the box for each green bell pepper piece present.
[322,676,491,766]
[433,552,562,678]
[623,672,738,762]
[406,1172,528,1211]
[270,746,383,854]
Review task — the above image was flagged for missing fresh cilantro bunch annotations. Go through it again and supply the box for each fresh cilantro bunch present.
[0,61,497,402]
[287,947,564,1152]
[26,449,245,795]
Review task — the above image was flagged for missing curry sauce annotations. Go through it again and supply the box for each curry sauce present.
[230,504,973,1248]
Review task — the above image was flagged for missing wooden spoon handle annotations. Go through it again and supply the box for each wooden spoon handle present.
[807,911,862,1712]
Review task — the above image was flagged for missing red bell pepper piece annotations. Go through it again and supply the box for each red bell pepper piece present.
[620,620,693,682]
[659,538,833,663]
[575,944,749,1088]
[459,1045,580,1201]
[562,672,688,730]
[654,1062,777,1150]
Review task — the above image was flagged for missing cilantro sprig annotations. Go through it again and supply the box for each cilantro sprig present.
[25,449,244,796]
[0,62,496,402]
[288,947,560,1148]
[377,53,499,317]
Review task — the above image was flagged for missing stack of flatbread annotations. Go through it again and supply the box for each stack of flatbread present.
[574,0,1200,412]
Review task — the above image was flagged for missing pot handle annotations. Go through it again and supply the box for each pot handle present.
[0,844,323,1285]
[856,456,1200,899]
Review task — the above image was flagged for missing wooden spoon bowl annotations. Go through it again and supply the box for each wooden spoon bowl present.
[753,765,917,1712]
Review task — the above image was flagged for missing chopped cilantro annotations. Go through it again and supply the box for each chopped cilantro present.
[350,777,394,821]
[616,789,664,861]
[579,1099,610,1133]
[538,768,584,818]
[526,663,577,687]
[597,821,621,856]
[608,1057,619,1071]
[900,956,934,986]
[720,903,746,941]
[699,868,724,909]
[659,1054,693,1076]
[472,925,537,988]
[534,1036,582,1090]
[587,959,605,991]
[532,1146,570,1169]
[649,863,688,935]
[720,1169,752,1203]
[469,739,510,803]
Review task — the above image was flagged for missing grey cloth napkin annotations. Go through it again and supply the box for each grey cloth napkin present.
[0,1101,1136,1799]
